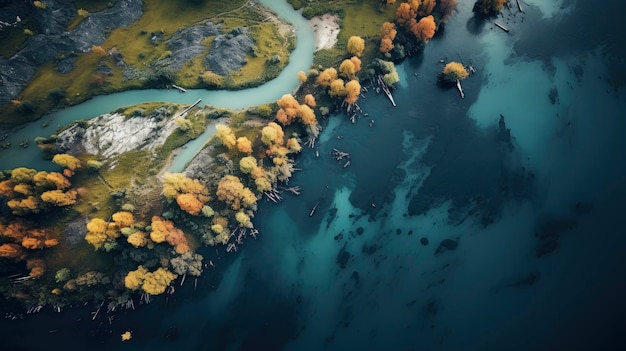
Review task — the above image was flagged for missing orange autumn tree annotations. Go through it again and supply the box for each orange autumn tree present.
[162,172,210,216]
[304,94,316,107]
[379,22,397,53]
[0,221,58,263]
[236,136,253,154]
[275,94,300,125]
[396,1,418,26]
[410,15,436,43]
[150,216,190,254]
[418,0,436,17]
[350,56,362,73]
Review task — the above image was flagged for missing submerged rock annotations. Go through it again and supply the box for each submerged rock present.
[64,216,89,246]
[435,238,458,255]
[336,243,351,269]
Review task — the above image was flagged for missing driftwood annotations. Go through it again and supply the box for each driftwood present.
[304,137,316,148]
[494,22,509,33]
[310,201,320,217]
[331,148,350,161]
[172,84,187,93]
[282,186,301,195]
[264,188,283,203]
[377,75,396,106]
[175,98,202,118]
[456,79,465,99]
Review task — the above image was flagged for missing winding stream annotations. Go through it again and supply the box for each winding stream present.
[0,0,315,171]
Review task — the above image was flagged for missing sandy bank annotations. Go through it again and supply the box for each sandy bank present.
[309,14,339,51]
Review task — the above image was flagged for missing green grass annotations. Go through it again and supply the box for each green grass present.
[0,23,33,58]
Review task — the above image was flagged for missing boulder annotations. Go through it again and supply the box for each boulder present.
[158,21,220,70]
[204,27,255,75]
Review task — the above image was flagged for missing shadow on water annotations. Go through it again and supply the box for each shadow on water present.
[466,15,488,35]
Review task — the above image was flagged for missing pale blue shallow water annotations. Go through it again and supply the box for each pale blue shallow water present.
[2,1,626,350]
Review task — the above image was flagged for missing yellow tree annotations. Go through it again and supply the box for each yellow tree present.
[112,211,135,228]
[85,218,120,250]
[215,124,237,149]
[216,175,257,210]
[162,173,210,204]
[442,62,469,82]
[297,104,317,126]
[52,154,82,172]
[329,79,346,98]
[10,167,37,183]
[316,68,338,87]
[297,71,307,82]
[339,59,356,78]
[40,189,77,206]
[141,267,177,295]
[347,36,365,57]
[261,122,284,146]
[239,156,258,174]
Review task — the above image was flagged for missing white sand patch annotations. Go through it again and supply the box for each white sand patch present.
[309,14,339,51]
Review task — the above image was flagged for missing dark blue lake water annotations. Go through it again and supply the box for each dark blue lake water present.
[2,0,625,350]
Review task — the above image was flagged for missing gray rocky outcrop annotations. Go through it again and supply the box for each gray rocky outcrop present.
[204,27,255,75]
[0,0,143,104]
[68,0,143,52]
[157,21,220,70]
[56,106,178,160]
[33,0,76,35]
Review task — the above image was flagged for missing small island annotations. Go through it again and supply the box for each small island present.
[0,0,503,319]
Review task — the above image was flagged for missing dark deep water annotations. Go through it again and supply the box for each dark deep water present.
[2,0,626,350]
